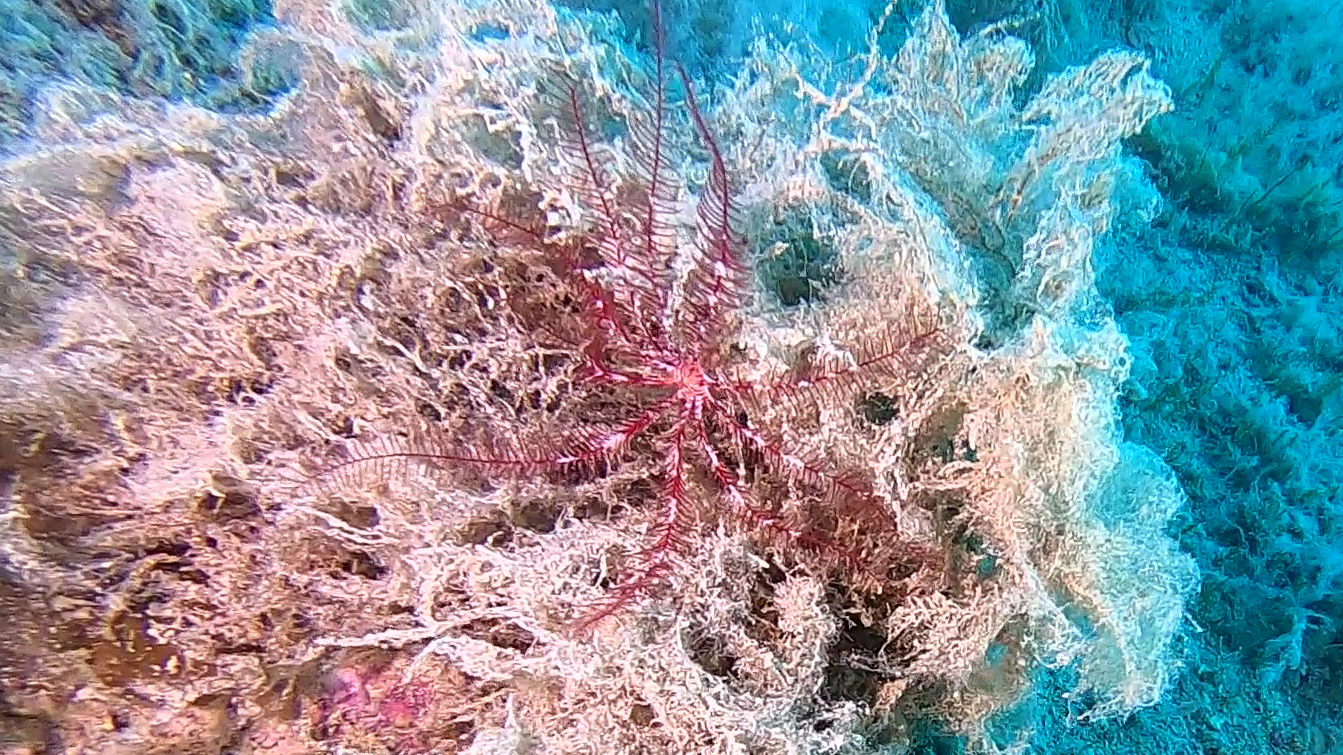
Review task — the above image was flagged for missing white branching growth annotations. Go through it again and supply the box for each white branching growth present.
[0,0,1194,753]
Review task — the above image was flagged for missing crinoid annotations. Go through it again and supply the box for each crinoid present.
[292,1,947,630]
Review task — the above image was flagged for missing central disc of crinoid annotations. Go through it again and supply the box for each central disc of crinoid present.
[673,361,711,404]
